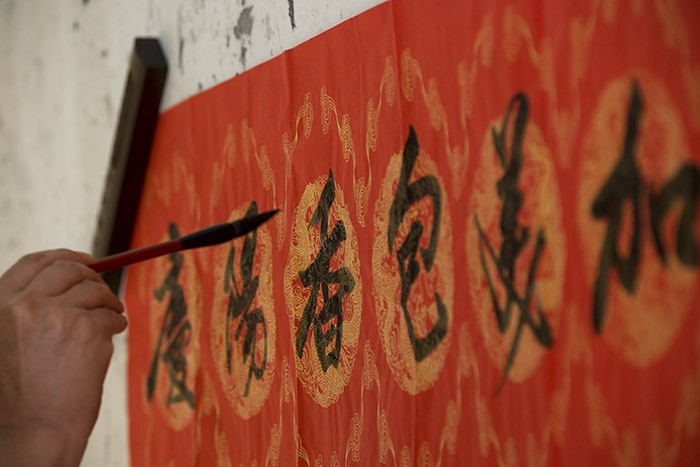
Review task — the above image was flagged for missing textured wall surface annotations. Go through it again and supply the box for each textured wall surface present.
[0,1,382,465]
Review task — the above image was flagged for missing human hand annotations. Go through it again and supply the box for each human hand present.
[0,249,127,467]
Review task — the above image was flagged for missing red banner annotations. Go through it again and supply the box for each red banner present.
[124,0,700,465]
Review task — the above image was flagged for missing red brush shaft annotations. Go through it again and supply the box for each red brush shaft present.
[89,239,183,273]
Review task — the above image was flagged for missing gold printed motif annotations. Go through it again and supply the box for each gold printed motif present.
[266,357,300,467]
[284,173,362,408]
[241,119,275,193]
[320,86,354,162]
[224,124,236,168]
[372,146,455,395]
[366,56,395,154]
[400,447,411,467]
[195,374,231,467]
[281,92,315,247]
[209,125,239,220]
[320,86,371,226]
[343,341,397,465]
[417,442,434,466]
[400,49,469,199]
[363,56,397,227]
[239,119,281,248]
[210,203,276,420]
[457,14,494,121]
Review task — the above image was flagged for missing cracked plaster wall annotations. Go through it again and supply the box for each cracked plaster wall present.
[0,0,383,465]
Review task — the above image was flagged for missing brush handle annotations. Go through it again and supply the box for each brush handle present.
[89,210,279,273]
[89,239,182,273]
[180,222,248,250]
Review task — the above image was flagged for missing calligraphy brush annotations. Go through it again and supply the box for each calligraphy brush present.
[89,210,279,273]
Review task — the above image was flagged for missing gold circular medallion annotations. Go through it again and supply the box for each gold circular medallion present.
[146,226,202,431]
[466,102,565,385]
[372,132,454,395]
[210,202,276,419]
[576,73,696,367]
[284,171,362,407]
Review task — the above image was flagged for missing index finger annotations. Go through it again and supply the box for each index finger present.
[0,249,93,294]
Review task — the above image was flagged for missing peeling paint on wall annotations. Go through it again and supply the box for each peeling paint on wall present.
[288,0,296,29]
[234,6,253,39]
[234,6,254,68]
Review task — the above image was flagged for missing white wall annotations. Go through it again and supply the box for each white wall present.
[0,1,382,465]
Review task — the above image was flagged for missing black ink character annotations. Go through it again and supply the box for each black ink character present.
[593,81,700,333]
[649,164,700,267]
[473,94,553,393]
[592,83,644,333]
[147,223,195,409]
[296,170,356,372]
[224,201,268,397]
[388,126,447,362]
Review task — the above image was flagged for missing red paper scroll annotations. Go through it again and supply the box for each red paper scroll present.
[124,0,700,465]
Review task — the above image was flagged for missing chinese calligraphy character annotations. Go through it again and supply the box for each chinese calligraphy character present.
[388,126,447,362]
[147,223,195,408]
[474,94,553,393]
[295,169,356,372]
[591,82,643,333]
[593,81,699,332]
[224,201,268,397]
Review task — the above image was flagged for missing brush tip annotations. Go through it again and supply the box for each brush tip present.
[258,209,279,220]
[242,209,279,230]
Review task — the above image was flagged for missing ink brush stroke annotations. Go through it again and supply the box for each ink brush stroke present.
[89,210,279,273]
